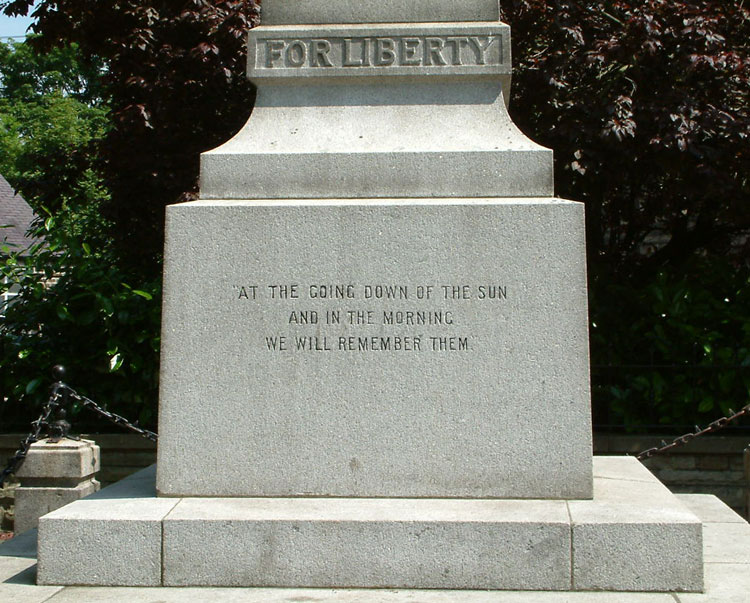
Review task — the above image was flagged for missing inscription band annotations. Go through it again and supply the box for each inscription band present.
[248,23,510,80]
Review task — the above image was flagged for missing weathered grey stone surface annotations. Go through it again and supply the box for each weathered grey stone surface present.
[24,459,745,593]
[676,563,750,603]
[157,198,592,499]
[570,458,703,592]
[200,3,550,200]
[15,586,682,602]
[14,481,99,535]
[199,83,548,199]
[0,529,64,603]
[36,466,178,586]
[677,493,748,524]
[13,438,100,534]
[247,23,511,81]
[701,521,750,564]
[261,0,501,25]
[14,438,100,481]
[163,497,571,589]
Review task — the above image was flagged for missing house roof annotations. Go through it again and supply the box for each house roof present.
[0,174,38,254]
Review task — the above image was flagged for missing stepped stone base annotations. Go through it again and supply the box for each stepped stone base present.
[37,457,703,592]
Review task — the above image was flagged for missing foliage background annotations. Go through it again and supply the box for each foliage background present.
[1,0,749,433]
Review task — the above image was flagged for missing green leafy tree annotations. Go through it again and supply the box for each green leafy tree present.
[1,223,161,430]
[2,0,260,273]
[1,37,159,430]
[0,37,109,242]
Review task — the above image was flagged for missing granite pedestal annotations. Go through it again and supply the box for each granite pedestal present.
[34,0,709,593]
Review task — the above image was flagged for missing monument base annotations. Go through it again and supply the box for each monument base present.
[37,457,703,592]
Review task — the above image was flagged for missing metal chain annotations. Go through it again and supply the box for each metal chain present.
[67,390,158,442]
[637,403,750,460]
[1,369,157,487]
[0,388,61,487]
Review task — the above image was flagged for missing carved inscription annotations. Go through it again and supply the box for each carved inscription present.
[261,35,502,70]
[232,282,510,355]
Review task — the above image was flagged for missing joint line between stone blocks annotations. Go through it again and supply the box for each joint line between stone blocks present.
[565,500,574,591]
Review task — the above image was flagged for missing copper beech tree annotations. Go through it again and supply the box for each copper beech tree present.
[498,0,749,278]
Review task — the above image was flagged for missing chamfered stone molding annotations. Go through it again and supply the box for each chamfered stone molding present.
[199,81,551,200]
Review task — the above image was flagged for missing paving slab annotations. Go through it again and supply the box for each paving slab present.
[677,493,748,523]
[676,562,750,603]
[701,521,750,564]
[41,587,678,602]
[0,529,63,603]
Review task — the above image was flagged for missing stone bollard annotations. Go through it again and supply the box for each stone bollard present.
[13,438,100,535]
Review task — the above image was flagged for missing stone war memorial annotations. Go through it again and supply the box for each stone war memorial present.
[35,0,707,594]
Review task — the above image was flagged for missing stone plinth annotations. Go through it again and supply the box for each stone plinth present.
[14,438,100,534]
[157,198,593,500]
[38,458,703,592]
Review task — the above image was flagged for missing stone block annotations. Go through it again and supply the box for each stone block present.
[163,497,571,589]
[14,480,99,534]
[35,458,708,591]
[13,438,101,534]
[14,439,100,482]
[157,199,593,499]
[260,0,501,26]
[36,466,178,586]
[569,457,703,593]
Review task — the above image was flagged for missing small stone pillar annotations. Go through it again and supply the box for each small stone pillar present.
[13,438,100,534]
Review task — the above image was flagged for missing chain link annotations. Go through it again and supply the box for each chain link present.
[67,390,157,443]
[0,389,61,487]
[637,403,750,460]
[1,370,157,487]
